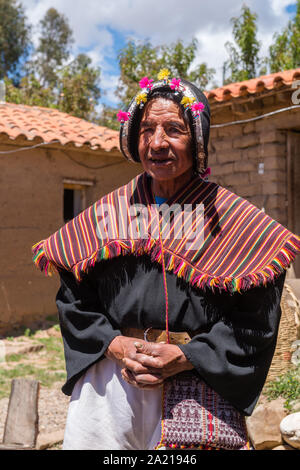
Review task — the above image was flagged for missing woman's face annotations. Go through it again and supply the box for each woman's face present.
[138,98,193,192]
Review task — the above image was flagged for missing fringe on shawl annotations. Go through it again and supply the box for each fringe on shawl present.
[32,241,55,277]
[32,233,300,294]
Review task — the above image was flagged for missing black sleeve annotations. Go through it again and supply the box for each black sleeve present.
[56,269,122,395]
[178,272,286,416]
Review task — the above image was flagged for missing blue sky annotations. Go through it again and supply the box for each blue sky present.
[286,3,297,13]
[21,0,298,110]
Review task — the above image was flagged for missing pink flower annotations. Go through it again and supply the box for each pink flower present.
[117,110,130,123]
[170,78,181,90]
[191,102,205,113]
[139,77,154,89]
[202,167,211,178]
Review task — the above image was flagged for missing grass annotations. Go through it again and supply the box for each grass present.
[0,325,66,400]
[264,365,300,410]
[5,353,23,362]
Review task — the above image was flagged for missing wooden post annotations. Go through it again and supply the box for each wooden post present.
[0,378,39,450]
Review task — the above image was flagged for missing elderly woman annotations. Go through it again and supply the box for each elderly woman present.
[32,71,300,451]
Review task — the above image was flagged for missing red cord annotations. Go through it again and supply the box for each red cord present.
[158,217,170,344]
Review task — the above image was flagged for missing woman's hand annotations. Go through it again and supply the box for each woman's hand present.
[105,336,194,390]
[105,336,163,389]
[105,335,139,364]
[124,341,194,383]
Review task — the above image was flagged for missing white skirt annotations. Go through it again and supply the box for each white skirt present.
[62,358,163,450]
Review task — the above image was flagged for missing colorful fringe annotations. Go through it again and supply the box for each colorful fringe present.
[32,172,300,294]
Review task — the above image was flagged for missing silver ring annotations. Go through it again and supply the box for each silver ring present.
[144,327,152,342]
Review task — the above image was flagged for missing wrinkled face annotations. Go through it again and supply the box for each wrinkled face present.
[138,98,193,184]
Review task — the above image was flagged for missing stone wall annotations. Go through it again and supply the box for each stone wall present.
[0,141,142,335]
[208,104,300,229]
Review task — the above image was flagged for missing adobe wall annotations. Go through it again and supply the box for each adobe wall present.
[0,142,142,335]
[208,104,300,230]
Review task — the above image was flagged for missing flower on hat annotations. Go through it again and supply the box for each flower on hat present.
[139,76,154,90]
[191,102,205,114]
[181,96,196,108]
[201,167,211,180]
[117,110,131,123]
[170,78,181,90]
[135,92,148,105]
[157,68,170,81]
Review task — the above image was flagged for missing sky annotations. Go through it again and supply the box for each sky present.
[20,0,298,108]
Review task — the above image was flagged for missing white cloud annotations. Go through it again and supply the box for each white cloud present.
[100,73,120,105]
[20,0,297,102]
[269,0,294,16]
[22,0,294,47]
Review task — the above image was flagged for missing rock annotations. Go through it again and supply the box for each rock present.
[272,444,297,450]
[280,412,300,449]
[34,326,61,339]
[36,429,65,450]
[288,399,300,414]
[246,398,287,450]
[291,340,300,366]
[46,326,61,338]
[3,340,44,357]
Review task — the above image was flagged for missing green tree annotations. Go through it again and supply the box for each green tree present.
[58,53,101,120]
[0,0,31,81]
[117,38,215,108]
[189,63,217,90]
[269,0,300,72]
[96,105,120,131]
[5,7,101,121]
[32,7,74,87]
[5,75,55,107]
[6,54,101,121]
[161,39,198,78]
[117,40,163,107]
[223,4,262,84]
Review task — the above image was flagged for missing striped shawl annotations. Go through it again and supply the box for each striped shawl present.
[32,172,300,293]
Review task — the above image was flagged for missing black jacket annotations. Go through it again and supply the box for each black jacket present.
[56,254,285,416]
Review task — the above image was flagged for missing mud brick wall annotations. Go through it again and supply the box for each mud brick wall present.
[207,112,298,228]
[0,142,142,335]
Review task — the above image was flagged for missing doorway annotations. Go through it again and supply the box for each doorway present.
[63,179,94,223]
[287,131,300,277]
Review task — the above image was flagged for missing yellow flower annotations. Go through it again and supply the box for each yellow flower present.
[157,68,170,81]
[135,92,148,105]
[181,96,196,108]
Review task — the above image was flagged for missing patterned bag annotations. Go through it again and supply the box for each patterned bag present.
[157,372,250,450]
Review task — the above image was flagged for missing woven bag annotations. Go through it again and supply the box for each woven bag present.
[156,371,249,450]
[266,283,300,383]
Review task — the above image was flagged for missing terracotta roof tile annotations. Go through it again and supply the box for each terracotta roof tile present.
[205,68,300,103]
[2,68,299,148]
[0,102,119,152]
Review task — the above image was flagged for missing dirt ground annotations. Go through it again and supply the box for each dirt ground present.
[0,323,69,449]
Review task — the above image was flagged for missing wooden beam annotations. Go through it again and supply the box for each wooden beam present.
[2,379,39,449]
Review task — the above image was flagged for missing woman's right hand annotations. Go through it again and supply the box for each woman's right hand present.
[105,335,142,363]
[104,336,164,389]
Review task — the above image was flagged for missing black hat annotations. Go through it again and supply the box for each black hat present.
[119,76,210,175]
